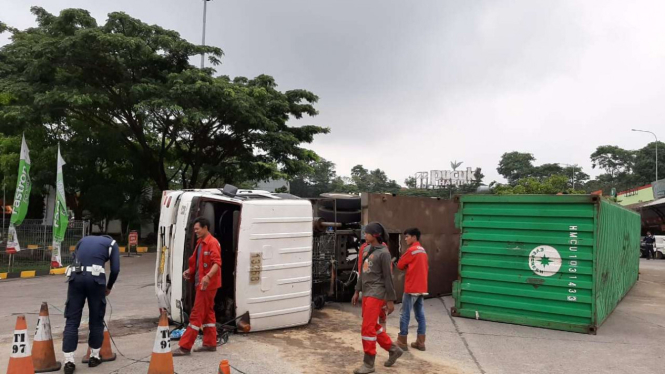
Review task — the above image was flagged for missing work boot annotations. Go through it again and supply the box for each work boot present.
[64,362,76,374]
[193,345,217,352]
[384,343,403,367]
[88,347,103,368]
[172,347,192,357]
[353,354,376,374]
[411,334,426,351]
[88,356,102,368]
[396,334,409,351]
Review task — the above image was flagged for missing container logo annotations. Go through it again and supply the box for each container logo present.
[529,245,562,277]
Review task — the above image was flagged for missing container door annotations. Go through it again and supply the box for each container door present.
[235,199,313,332]
[363,193,460,299]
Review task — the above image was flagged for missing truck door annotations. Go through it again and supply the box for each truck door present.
[235,199,313,331]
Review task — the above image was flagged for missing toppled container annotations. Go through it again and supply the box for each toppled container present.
[452,195,640,334]
[362,193,460,299]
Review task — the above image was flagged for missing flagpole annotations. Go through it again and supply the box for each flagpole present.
[2,178,5,242]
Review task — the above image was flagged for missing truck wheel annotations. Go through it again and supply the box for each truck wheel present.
[313,295,326,310]
[318,207,361,224]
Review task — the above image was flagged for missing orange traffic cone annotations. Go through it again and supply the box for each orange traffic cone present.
[33,302,62,372]
[82,325,117,363]
[148,311,174,374]
[218,360,231,374]
[7,315,35,374]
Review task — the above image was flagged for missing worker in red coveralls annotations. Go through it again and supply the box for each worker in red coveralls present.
[352,222,402,373]
[173,217,222,356]
[357,241,389,328]
[395,228,428,352]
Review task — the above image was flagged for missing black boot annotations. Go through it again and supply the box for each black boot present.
[64,362,76,374]
[88,356,102,368]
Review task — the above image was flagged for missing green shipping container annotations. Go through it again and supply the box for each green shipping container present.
[451,195,640,334]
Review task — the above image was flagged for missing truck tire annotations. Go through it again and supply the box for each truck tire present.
[320,193,361,211]
[318,207,361,224]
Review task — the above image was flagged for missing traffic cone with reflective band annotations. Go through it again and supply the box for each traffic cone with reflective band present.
[82,325,116,363]
[148,311,174,374]
[7,315,35,374]
[218,360,231,374]
[33,302,61,372]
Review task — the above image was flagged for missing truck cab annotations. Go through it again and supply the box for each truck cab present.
[155,186,313,332]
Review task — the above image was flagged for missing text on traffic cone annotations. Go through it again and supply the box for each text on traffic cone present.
[33,302,62,373]
[7,315,35,374]
[148,310,174,374]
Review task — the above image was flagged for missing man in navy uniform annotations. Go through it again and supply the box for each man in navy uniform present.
[62,235,120,374]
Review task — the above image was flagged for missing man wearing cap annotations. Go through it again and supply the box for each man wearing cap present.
[62,235,120,374]
[352,222,403,373]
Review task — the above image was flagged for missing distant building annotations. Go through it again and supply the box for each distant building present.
[617,184,654,207]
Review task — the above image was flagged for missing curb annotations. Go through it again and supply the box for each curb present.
[0,267,67,280]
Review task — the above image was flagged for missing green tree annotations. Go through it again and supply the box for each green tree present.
[350,165,371,192]
[404,176,417,189]
[290,158,338,197]
[497,152,535,185]
[561,165,590,189]
[348,165,400,193]
[473,167,485,185]
[494,175,581,195]
[533,163,564,180]
[590,145,635,179]
[632,141,665,185]
[0,7,327,192]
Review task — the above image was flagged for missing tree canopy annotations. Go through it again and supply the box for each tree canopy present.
[0,7,327,230]
[497,152,535,185]
[0,7,327,193]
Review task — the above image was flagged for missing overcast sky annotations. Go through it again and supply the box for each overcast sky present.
[2,1,664,185]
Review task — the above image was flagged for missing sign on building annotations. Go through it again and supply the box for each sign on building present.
[414,167,477,189]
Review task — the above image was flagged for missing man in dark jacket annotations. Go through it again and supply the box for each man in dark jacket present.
[62,235,120,374]
[643,231,656,260]
[352,222,403,373]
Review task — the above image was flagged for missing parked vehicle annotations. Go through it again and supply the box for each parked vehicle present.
[155,186,313,332]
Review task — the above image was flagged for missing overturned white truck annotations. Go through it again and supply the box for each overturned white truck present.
[155,186,314,332]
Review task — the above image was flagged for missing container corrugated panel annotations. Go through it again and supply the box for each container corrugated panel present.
[595,200,641,325]
[452,195,640,334]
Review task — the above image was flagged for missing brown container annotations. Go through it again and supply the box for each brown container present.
[361,193,460,299]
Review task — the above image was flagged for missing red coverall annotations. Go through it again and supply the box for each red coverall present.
[178,234,222,350]
[358,243,388,325]
[361,297,393,355]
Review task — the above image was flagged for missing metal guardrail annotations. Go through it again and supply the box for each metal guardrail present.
[0,219,90,273]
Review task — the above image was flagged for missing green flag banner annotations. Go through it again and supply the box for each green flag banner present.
[52,145,68,267]
[10,135,31,226]
[7,135,31,253]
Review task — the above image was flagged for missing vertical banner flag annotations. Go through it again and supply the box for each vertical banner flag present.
[7,135,31,254]
[52,145,68,267]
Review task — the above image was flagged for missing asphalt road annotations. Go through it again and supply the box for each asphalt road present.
[1,254,664,373]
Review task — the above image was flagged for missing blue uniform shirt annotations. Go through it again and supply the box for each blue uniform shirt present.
[72,235,121,289]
